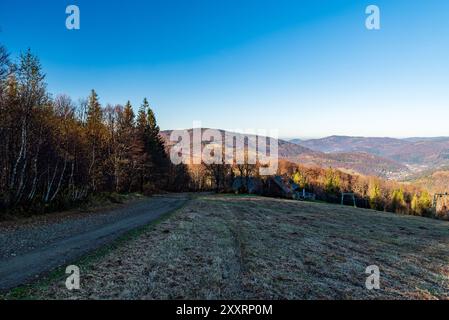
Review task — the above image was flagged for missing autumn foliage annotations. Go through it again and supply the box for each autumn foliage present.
[0,46,188,214]
[277,160,434,217]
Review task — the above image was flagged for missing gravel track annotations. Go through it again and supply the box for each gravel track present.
[0,194,189,291]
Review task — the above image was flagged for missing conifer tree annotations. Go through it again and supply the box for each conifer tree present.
[137,98,149,131]
[142,98,169,188]
[114,101,136,191]
[86,89,105,191]
[135,98,151,191]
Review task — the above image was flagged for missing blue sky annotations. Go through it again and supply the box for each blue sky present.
[1,0,448,138]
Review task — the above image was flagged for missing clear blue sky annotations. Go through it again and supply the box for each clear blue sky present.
[1,0,448,138]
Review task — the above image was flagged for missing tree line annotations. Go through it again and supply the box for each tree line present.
[280,161,434,217]
[0,45,189,214]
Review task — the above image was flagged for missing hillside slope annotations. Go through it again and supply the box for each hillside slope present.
[408,169,449,194]
[24,195,449,300]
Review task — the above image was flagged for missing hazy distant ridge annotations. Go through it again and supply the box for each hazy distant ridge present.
[291,135,449,170]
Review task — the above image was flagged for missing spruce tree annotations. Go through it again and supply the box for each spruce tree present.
[86,89,104,191]
[143,98,169,189]
[122,100,135,129]
[137,98,149,131]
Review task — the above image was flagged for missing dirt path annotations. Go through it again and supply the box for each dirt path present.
[0,194,189,291]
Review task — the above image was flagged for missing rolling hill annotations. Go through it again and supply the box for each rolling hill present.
[406,166,449,194]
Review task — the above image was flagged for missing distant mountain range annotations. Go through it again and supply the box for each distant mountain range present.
[160,130,420,179]
[292,136,449,173]
[288,138,303,145]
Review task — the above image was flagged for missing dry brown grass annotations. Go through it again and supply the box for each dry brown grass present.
[26,195,449,300]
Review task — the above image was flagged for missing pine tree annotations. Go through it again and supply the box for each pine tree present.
[142,98,169,189]
[87,90,102,126]
[114,101,136,192]
[137,98,149,130]
[135,98,151,191]
[122,100,135,129]
[85,89,105,191]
